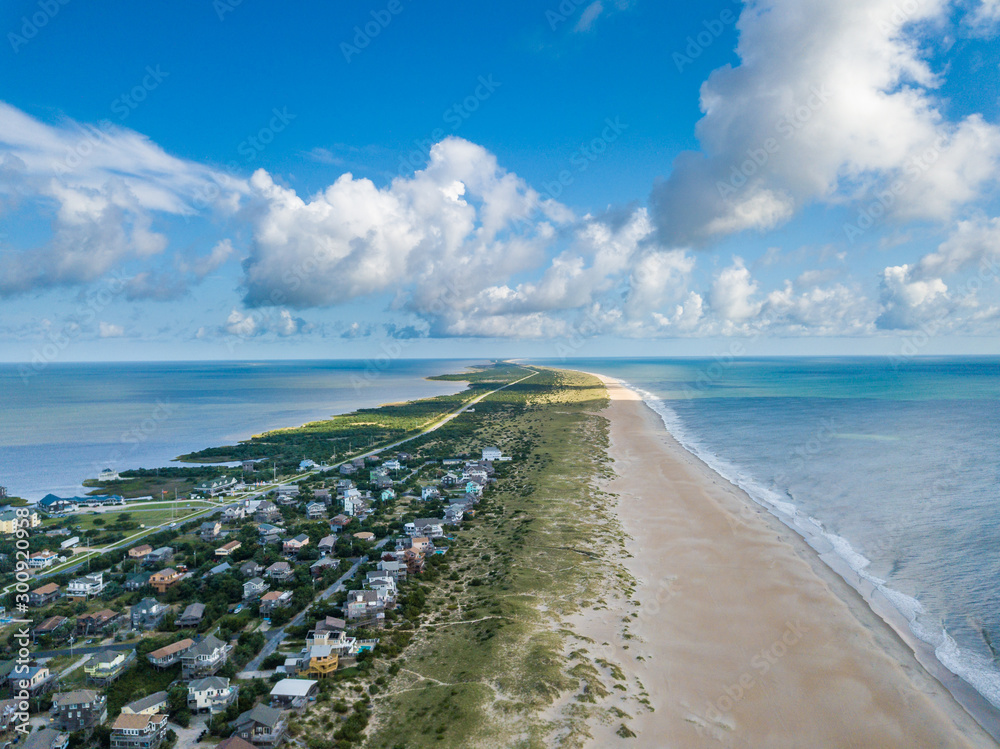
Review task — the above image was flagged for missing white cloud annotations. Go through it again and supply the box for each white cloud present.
[915,217,1000,278]
[222,308,305,338]
[0,102,244,296]
[877,264,950,329]
[650,0,1000,244]
[575,2,604,32]
[710,258,762,323]
[98,321,124,338]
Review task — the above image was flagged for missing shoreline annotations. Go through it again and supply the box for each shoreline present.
[575,374,999,747]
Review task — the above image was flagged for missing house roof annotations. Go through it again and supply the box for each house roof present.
[216,738,256,749]
[235,703,283,728]
[31,583,59,595]
[319,535,336,546]
[34,615,67,632]
[210,563,232,575]
[180,603,206,618]
[270,678,317,697]
[53,689,101,706]
[188,676,229,691]
[123,691,168,713]
[267,561,291,571]
[186,634,225,657]
[80,609,118,623]
[246,576,266,587]
[261,591,288,601]
[112,713,167,730]
[148,638,194,659]
[151,568,179,579]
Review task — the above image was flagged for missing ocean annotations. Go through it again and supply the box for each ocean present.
[538,357,1000,719]
[0,359,481,500]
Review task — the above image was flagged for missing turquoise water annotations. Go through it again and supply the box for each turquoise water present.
[0,359,480,499]
[536,357,1000,714]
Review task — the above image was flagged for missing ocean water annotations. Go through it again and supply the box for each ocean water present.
[0,359,480,500]
[539,357,1000,715]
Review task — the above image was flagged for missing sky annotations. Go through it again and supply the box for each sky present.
[1,0,1000,361]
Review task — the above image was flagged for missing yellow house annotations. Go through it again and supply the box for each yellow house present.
[299,645,338,678]
[0,508,39,534]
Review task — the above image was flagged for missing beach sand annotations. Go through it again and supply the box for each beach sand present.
[570,375,999,748]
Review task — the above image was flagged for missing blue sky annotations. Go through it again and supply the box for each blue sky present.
[2,0,1000,361]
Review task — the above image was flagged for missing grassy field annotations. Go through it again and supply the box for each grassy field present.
[351,368,639,748]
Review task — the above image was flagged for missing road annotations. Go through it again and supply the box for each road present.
[34,641,135,658]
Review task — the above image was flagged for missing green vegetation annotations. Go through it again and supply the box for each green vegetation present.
[84,465,233,498]
[360,368,636,747]
[175,363,531,468]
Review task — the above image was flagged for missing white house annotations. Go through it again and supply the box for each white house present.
[187,676,237,713]
[381,459,401,471]
[67,572,105,599]
[481,446,503,461]
[404,518,444,538]
[420,486,440,501]
[99,468,120,481]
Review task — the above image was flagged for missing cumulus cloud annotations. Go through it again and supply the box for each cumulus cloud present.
[650,0,1000,245]
[0,102,244,297]
[222,308,306,338]
[241,137,566,312]
[876,264,950,329]
[710,259,762,324]
[915,217,1000,278]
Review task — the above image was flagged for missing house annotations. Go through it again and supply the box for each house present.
[216,540,242,557]
[147,638,194,669]
[33,615,68,642]
[199,520,222,541]
[193,476,239,497]
[23,727,69,749]
[9,665,53,695]
[52,689,107,731]
[405,518,444,538]
[99,468,120,481]
[243,577,269,600]
[270,678,318,709]
[411,537,434,554]
[380,488,396,502]
[318,535,336,555]
[441,471,460,486]
[231,704,286,748]
[109,712,169,749]
[260,590,293,614]
[266,561,293,582]
[121,691,168,716]
[314,615,346,634]
[402,548,426,574]
[305,502,326,519]
[187,676,237,714]
[223,505,247,522]
[465,480,484,496]
[282,534,309,555]
[254,501,280,523]
[149,568,182,594]
[84,648,135,684]
[330,514,352,530]
[28,550,58,568]
[76,609,122,636]
[0,507,39,534]
[209,562,232,577]
[482,446,503,461]
[313,488,331,504]
[382,459,401,471]
[310,557,339,579]
[181,634,229,679]
[131,598,169,630]
[375,558,407,580]
[240,560,263,578]
[143,547,173,566]
[365,572,397,603]
[257,524,283,545]
[124,572,151,591]
[338,463,357,476]
[67,572,104,600]
[345,590,383,621]
[28,583,60,607]
[299,459,317,471]
[420,486,439,501]
[127,544,152,562]
[176,603,206,628]
[275,485,299,499]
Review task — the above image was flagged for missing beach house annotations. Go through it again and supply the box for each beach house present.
[187,676,238,714]
[52,689,107,732]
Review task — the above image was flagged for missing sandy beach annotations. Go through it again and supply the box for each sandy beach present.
[572,375,999,748]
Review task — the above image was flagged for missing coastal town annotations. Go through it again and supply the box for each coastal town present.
[1,439,513,749]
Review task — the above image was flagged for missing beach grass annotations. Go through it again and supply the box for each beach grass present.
[363,368,637,748]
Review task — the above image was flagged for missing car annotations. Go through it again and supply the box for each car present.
[168,522,176,528]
